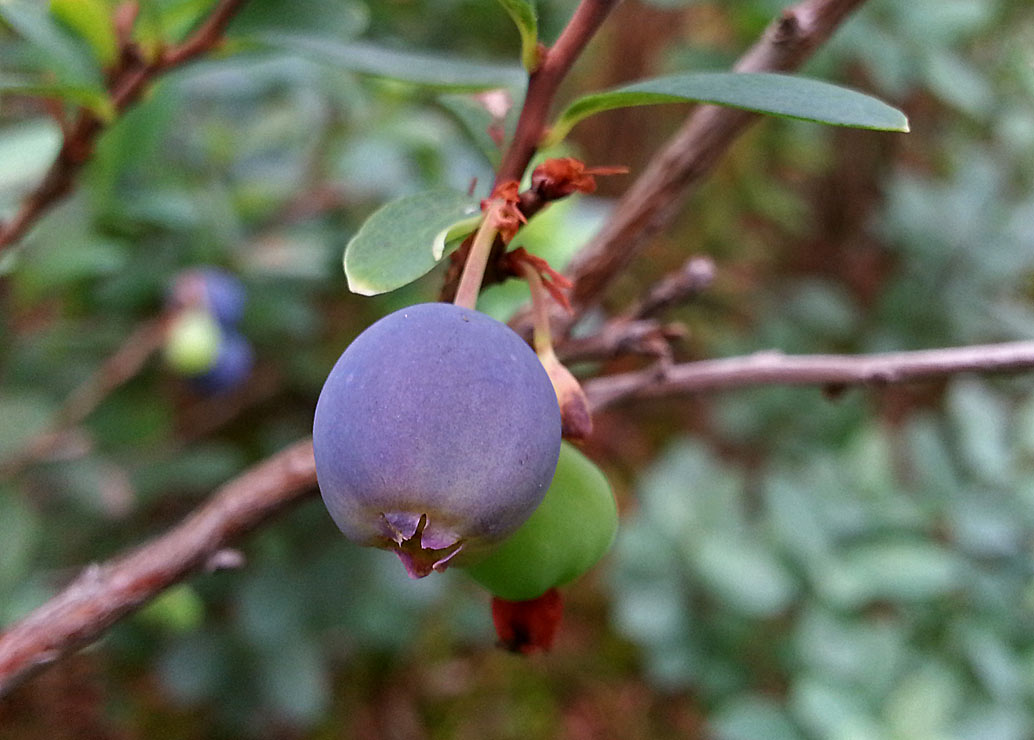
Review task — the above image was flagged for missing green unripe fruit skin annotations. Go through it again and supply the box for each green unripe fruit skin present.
[164,310,222,375]
[464,442,618,601]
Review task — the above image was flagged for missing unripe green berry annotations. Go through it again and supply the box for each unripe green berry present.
[164,309,221,375]
[463,442,618,601]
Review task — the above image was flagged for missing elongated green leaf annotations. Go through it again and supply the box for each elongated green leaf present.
[344,190,482,296]
[546,72,910,145]
[260,34,526,91]
[0,0,103,87]
[497,0,538,71]
[50,0,118,68]
[437,90,520,167]
[0,77,114,119]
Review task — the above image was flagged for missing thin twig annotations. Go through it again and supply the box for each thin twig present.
[0,318,169,477]
[584,341,1034,411]
[8,336,1034,694]
[557,318,684,364]
[0,439,317,698]
[0,0,249,253]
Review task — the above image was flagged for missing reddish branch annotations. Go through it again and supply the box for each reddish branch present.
[0,439,316,698]
[0,0,248,252]
[9,338,1034,696]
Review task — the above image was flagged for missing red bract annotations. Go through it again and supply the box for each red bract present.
[484,181,526,243]
[530,157,628,200]
[491,588,564,654]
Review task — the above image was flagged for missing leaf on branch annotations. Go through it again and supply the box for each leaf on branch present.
[344,189,482,296]
[50,0,119,69]
[496,0,538,72]
[545,72,910,146]
[257,34,527,91]
[0,77,115,119]
[437,89,520,168]
[0,0,104,88]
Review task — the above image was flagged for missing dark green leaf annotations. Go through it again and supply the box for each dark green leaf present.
[343,189,481,296]
[547,72,910,145]
[50,0,118,68]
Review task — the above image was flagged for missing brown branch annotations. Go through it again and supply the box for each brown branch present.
[557,318,684,364]
[0,0,249,253]
[509,0,871,336]
[0,318,169,478]
[0,438,317,698]
[584,341,1034,411]
[627,256,716,320]
[9,339,1034,693]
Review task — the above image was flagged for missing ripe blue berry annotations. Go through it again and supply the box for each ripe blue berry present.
[313,303,562,578]
[188,331,254,395]
[170,268,246,328]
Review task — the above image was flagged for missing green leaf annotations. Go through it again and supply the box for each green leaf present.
[0,0,103,88]
[496,0,538,71]
[546,72,910,146]
[343,189,481,296]
[438,91,516,167]
[50,0,118,68]
[258,34,527,91]
[0,76,115,119]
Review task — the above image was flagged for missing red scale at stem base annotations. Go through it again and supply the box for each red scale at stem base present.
[492,589,565,654]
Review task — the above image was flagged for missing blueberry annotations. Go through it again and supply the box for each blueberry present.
[312,302,562,578]
[187,331,254,395]
[169,268,246,328]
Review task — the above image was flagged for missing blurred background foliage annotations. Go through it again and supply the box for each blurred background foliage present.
[2,0,1034,737]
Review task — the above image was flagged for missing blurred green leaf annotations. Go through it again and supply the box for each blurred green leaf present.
[712,696,805,740]
[0,487,41,591]
[885,662,964,739]
[257,639,330,724]
[137,584,205,634]
[259,35,527,91]
[0,0,103,87]
[343,189,481,295]
[946,378,1013,485]
[790,678,884,740]
[837,541,964,604]
[0,76,115,118]
[50,0,118,68]
[546,72,910,145]
[689,533,798,617]
[230,0,368,38]
[496,0,538,71]
[0,391,55,456]
[437,91,515,167]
